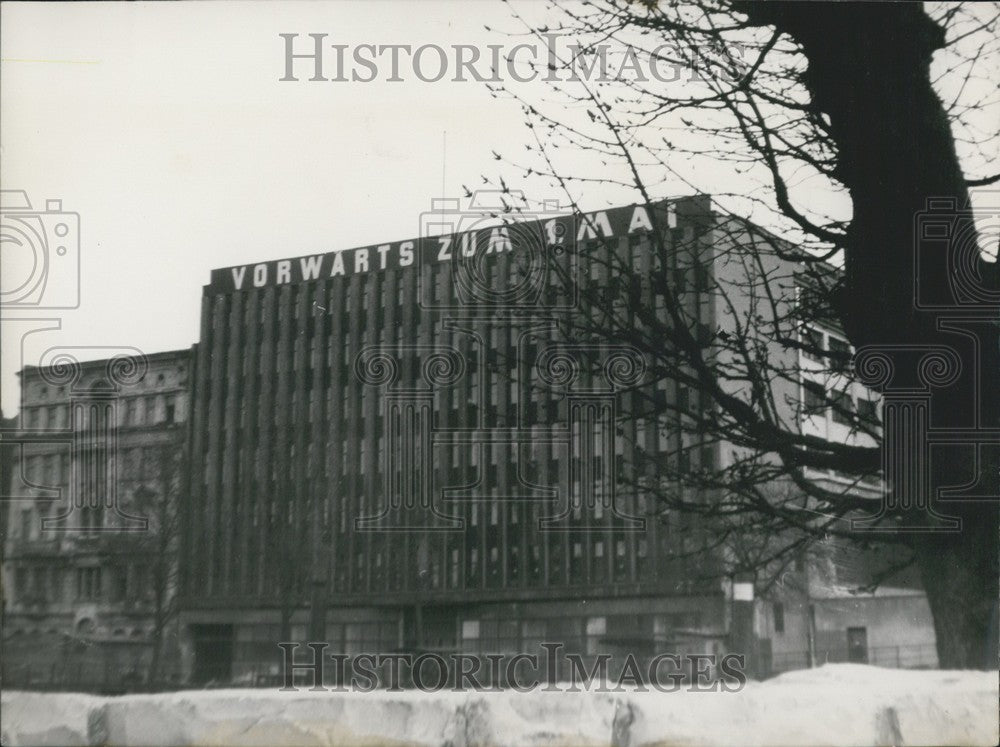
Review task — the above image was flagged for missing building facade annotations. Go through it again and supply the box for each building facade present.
[2,349,191,689]
[177,194,933,685]
[760,543,938,673]
[179,196,744,684]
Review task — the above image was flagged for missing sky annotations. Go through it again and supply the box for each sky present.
[1,1,994,417]
[0,1,574,415]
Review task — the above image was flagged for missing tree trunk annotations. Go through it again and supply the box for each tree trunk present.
[916,506,999,668]
[148,614,163,684]
[148,562,167,684]
[739,1,999,667]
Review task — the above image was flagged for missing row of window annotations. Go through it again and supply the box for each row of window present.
[801,327,853,373]
[802,381,878,427]
[18,447,172,491]
[11,563,154,604]
[191,518,703,599]
[201,437,712,496]
[19,394,180,430]
[6,624,151,639]
[229,609,706,663]
[459,612,703,654]
[23,368,183,404]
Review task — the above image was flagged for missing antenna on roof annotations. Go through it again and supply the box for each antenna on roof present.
[441,130,447,212]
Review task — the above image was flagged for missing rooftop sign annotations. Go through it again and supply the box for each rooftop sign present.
[206,200,684,294]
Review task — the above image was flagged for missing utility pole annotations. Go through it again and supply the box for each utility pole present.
[731,572,756,677]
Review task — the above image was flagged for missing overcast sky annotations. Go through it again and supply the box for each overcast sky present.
[0,1,561,415]
[1,1,993,417]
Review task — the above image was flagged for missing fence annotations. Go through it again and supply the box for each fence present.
[4,642,941,693]
[768,643,938,675]
[2,635,180,694]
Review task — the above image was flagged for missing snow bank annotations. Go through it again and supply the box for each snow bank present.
[0,691,101,747]
[94,689,467,746]
[2,665,997,746]
[624,665,998,747]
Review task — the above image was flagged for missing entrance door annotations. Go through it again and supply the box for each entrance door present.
[403,606,457,651]
[422,606,458,651]
[846,627,868,663]
[191,624,234,685]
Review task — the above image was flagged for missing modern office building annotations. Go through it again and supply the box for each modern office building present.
[176,194,917,684]
[2,349,191,689]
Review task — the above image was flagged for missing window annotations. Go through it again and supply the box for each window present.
[112,569,127,601]
[831,390,853,426]
[48,569,63,602]
[858,398,879,425]
[449,548,460,587]
[693,264,709,292]
[20,509,32,540]
[773,602,785,634]
[802,381,826,415]
[586,616,606,654]
[586,616,606,635]
[828,337,851,373]
[676,385,690,413]
[469,547,479,578]
[76,567,102,600]
[802,328,824,363]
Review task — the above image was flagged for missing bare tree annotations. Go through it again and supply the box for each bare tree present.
[130,424,185,684]
[485,0,998,668]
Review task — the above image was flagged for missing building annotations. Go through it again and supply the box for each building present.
[177,194,935,685]
[761,541,938,673]
[756,303,938,673]
[2,348,191,690]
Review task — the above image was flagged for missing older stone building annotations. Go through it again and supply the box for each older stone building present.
[2,348,191,690]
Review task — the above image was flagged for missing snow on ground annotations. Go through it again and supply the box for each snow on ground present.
[2,665,997,746]
[625,664,998,747]
[0,690,103,747]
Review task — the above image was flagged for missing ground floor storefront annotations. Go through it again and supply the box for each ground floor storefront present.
[178,594,731,688]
